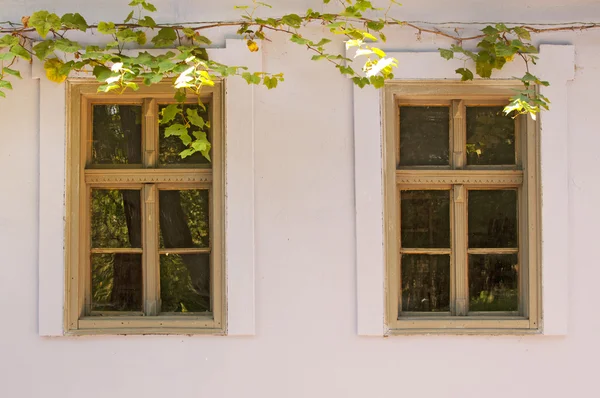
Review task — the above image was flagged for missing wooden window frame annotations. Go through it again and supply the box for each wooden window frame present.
[64,80,225,335]
[383,81,541,334]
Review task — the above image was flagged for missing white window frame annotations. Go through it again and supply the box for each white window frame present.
[36,39,257,336]
[353,45,574,336]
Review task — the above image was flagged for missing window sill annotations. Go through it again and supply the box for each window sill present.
[69,315,224,335]
[387,316,539,335]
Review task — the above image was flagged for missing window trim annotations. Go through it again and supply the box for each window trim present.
[65,81,225,335]
[383,81,540,333]
[36,40,258,336]
[352,45,574,336]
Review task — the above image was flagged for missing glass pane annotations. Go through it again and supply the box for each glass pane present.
[160,254,210,313]
[91,189,141,248]
[468,190,517,248]
[399,106,449,166]
[92,105,142,164]
[466,106,516,165]
[401,190,450,248]
[159,104,210,166]
[91,253,142,312]
[159,190,210,249]
[469,254,518,312]
[401,254,450,312]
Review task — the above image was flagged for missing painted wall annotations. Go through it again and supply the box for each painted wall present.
[0,1,599,397]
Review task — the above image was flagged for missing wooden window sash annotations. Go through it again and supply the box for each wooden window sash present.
[384,82,540,333]
[65,81,224,335]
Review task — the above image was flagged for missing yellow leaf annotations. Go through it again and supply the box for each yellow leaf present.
[44,58,67,83]
[247,39,259,52]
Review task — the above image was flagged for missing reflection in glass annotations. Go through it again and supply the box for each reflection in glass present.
[469,254,518,311]
[468,190,517,248]
[401,254,450,312]
[467,107,516,165]
[159,104,210,165]
[399,106,449,166]
[401,190,450,248]
[91,189,141,248]
[92,253,142,311]
[160,254,210,313]
[159,190,210,248]
[92,105,142,164]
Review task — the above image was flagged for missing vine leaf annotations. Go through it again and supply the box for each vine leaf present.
[44,58,68,83]
[30,10,61,38]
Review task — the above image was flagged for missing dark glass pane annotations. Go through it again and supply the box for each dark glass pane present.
[92,105,142,164]
[469,254,518,312]
[401,190,450,248]
[159,190,210,249]
[399,106,449,166]
[401,254,450,312]
[160,254,210,313]
[91,189,141,248]
[468,190,517,248]
[159,104,210,165]
[466,106,516,165]
[91,253,142,312]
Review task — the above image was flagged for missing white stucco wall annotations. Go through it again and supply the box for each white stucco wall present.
[0,1,599,397]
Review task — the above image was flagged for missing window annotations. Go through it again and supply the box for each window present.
[65,81,224,335]
[383,82,540,333]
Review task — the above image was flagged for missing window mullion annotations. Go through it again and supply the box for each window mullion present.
[143,184,159,315]
[143,98,158,168]
[451,99,465,168]
[453,184,468,316]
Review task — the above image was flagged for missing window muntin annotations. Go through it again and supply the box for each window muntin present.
[384,83,540,332]
[66,82,224,334]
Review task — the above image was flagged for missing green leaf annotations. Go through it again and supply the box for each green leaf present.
[186,108,205,128]
[290,34,309,45]
[195,35,212,45]
[337,65,355,76]
[0,90,5,98]
[512,27,531,40]
[92,65,113,82]
[191,132,211,161]
[116,28,139,43]
[139,16,157,28]
[482,25,499,36]
[495,42,516,58]
[141,72,162,85]
[164,123,188,137]
[242,72,261,85]
[142,2,157,12]
[282,14,302,28]
[2,67,21,78]
[151,27,177,47]
[124,10,135,24]
[0,52,15,61]
[10,44,31,61]
[366,21,385,31]
[439,48,454,60]
[136,31,147,45]
[352,76,370,88]
[263,75,278,89]
[455,67,474,81]
[160,104,180,125]
[97,21,116,34]
[475,51,493,78]
[33,40,56,60]
[30,10,61,38]
[61,13,88,31]
[54,38,80,53]
[0,80,13,90]
[0,35,18,48]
